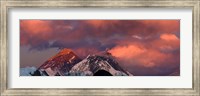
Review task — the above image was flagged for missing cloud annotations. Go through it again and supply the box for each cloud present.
[160,33,179,41]
[73,47,100,58]
[20,20,180,50]
[153,33,180,51]
[108,44,174,67]
[132,35,143,40]
[108,33,180,75]
[108,45,146,59]
[20,20,52,34]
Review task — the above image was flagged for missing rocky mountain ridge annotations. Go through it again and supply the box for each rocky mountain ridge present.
[31,48,132,76]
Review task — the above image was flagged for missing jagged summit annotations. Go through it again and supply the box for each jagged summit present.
[46,48,73,61]
[57,48,73,55]
[38,48,81,76]
[69,54,133,76]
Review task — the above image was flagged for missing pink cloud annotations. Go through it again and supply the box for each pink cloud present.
[20,20,52,34]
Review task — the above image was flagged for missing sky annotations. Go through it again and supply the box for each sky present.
[20,20,180,76]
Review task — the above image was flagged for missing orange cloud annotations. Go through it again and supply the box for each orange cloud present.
[153,33,180,50]
[20,20,52,34]
[109,43,176,68]
[108,45,145,59]
[160,33,179,41]
[85,20,119,28]
[86,20,105,28]
[137,49,172,67]
[20,20,53,46]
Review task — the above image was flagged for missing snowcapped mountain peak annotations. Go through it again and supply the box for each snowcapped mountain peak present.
[38,48,81,76]
[70,54,132,76]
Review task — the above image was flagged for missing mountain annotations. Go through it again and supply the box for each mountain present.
[69,52,133,76]
[28,49,133,76]
[37,48,82,76]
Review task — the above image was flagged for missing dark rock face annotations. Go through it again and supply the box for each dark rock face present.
[93,70,113,76]
[31,70,41,76]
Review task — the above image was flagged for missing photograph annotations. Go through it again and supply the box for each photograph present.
[1,0,199,95]
[20,20,180,76]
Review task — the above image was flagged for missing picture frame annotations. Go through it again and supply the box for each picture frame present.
[0,0,199,96]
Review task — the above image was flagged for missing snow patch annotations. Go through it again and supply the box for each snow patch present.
[20,66,37,76]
